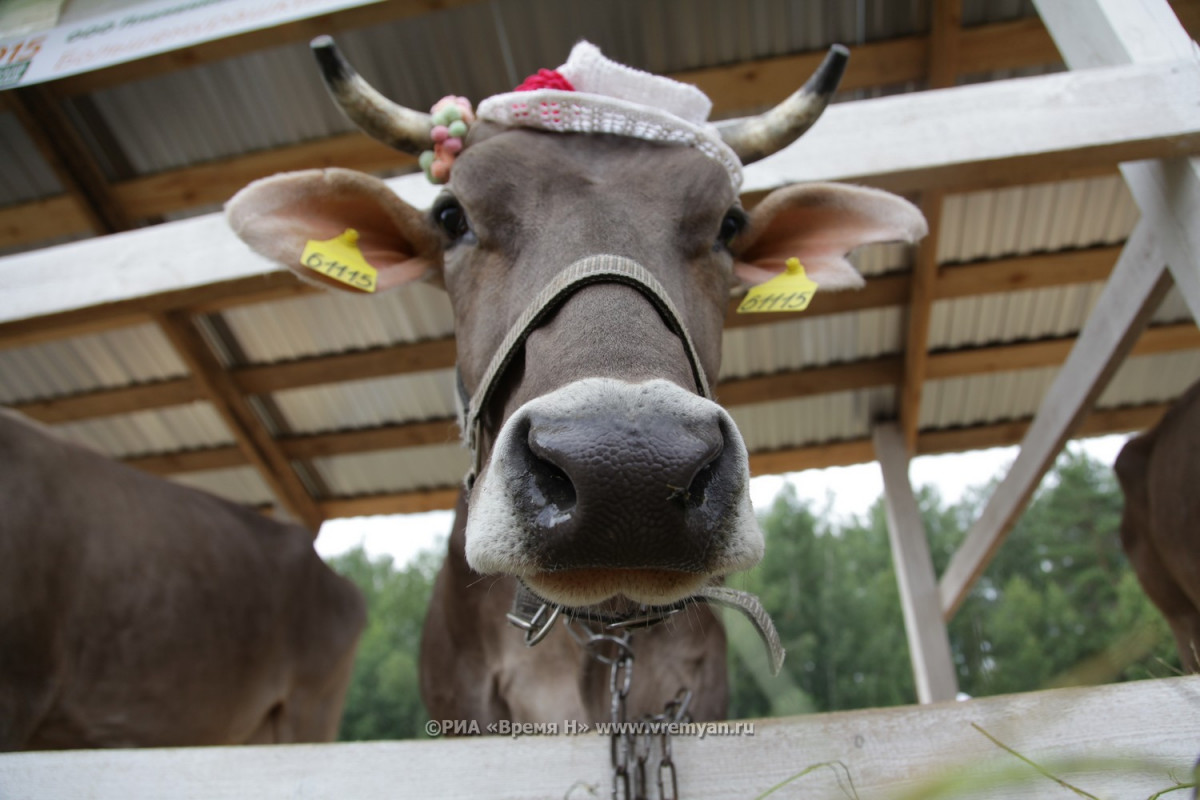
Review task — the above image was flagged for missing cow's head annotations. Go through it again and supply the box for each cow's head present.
[228,40,926,612]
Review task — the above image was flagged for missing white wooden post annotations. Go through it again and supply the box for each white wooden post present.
[873,423,959,703]
[939,221,1174,616]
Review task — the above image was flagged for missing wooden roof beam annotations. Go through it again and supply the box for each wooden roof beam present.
[154,310,325,531]
[896,0,961,453]
[7,86,128,235]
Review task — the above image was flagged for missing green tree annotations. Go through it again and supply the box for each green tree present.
[729,447,1181,719]
[326,544,444,740]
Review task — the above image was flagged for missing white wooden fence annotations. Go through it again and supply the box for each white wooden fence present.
[2,676,1196,799]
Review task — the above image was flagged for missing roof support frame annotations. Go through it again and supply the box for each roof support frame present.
[934,0,1200,618]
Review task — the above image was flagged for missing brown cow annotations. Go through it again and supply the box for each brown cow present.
[0,410,366,750]
[227,40,925,725]
[1115,378,1200,673]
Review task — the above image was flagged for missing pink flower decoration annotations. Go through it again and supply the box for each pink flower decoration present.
[515,68,575,93]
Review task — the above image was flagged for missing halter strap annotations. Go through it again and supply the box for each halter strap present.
[457,254,713,486]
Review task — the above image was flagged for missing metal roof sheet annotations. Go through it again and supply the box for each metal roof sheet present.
[51,402,233,458]
[219,283,454,363]
[0,323,185,404]
[271,371,459,435]
[171,465,275,507]
[312,444,468,496]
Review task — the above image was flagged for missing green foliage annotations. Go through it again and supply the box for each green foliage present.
[728,446,1181,718]
[326,543,444,740]
[322,447,1181,737]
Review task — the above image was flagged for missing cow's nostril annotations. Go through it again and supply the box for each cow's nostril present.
[527,455,577,527]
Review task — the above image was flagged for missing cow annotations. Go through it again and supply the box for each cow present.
[1115,377,1200,673]
[0,409,367,750]
[226,39,926,725]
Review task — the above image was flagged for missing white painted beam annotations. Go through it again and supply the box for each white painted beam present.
[2,677,1196,800]
[741,56,1200,192]
[939,220,1173,617]
[1033,0,1200,323]
[2,59,1198,332]
[873,422,958,704]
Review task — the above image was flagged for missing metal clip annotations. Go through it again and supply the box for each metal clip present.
[506,586,561,646]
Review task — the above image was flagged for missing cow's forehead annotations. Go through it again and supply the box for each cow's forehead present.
[450,125,735,210]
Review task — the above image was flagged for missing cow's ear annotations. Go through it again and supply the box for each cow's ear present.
[226,168,443,293]
[732,183,927,291]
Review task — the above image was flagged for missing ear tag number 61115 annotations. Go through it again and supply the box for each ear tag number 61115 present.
[301,228,378,293]
[737,257,819,313]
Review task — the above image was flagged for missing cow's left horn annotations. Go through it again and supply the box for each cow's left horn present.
[311,36,433,156]
[716,44,848,165]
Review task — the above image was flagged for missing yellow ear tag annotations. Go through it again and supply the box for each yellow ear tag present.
[737,258,819,313]
[300,228,378,293]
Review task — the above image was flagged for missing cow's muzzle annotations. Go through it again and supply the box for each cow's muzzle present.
[466,379,763,606]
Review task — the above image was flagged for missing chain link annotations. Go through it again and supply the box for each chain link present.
[607,634,634,800]
[510,590,714,799]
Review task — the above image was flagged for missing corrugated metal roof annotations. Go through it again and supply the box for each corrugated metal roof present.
[0,323,185,404]
[220,283,454,363]
[51,402,234,457]
[272,371,459,434]
[721,307,903,380]
[3,1,1196,515]
[939,175,1137,262]
[929,283,1107,350]
[171,465,275,507]
[312,444,468,496]
[0,112,63,205]
[732,386,896,452]
[921,351,1200,431]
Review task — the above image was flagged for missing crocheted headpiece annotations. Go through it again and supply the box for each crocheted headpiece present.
[477,42,743,191]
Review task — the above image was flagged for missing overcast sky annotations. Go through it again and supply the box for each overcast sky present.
[314,433,1132,567]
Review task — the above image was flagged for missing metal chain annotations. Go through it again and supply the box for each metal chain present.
[509,585,780,799]
[608,641,634,800]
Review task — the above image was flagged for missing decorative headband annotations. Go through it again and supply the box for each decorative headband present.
[310,35,848,189]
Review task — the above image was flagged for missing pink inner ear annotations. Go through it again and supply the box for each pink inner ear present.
[733,183,928,291]
[227,169,440,294]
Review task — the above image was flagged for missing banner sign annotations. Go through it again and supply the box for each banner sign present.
[0,0,385,90]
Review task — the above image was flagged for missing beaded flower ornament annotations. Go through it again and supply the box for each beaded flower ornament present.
[419,95,475,184]
[421,42,743,190]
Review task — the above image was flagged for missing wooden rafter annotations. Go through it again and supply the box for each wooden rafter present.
[895,0,962,452]
[899,189,944,452]
[7,86,127,235]
[153,310,325,531]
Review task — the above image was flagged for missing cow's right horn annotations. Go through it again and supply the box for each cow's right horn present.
[716,44,848,165]
[311,36,433,156]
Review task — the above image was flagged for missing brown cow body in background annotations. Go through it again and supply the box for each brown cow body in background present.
[0,410,366,750]
[1116,378,1200,673]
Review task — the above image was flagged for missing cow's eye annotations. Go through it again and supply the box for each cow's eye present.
[716,209,747,250]
[434,199,470,241]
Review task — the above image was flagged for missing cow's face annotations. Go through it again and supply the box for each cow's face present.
[443,125,757,607]
[227,40,927,613]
